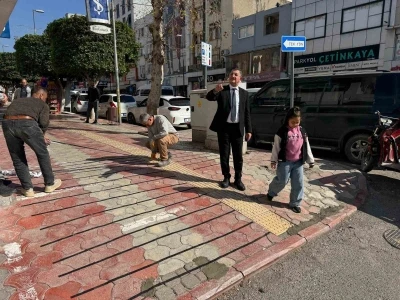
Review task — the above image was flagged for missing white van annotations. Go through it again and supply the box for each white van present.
[134,84,174,105]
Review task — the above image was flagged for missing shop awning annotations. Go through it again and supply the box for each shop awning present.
[0,0,17,32]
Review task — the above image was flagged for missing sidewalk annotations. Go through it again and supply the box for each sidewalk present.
[0,113,367,300]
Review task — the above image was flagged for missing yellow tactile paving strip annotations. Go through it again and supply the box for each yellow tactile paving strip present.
[70,129,292,235]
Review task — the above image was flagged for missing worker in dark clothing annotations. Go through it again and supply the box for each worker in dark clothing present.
[2,87,62,197]
[85,81,100,124]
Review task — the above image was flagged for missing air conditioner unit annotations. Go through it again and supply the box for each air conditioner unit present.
[221,49,230,56]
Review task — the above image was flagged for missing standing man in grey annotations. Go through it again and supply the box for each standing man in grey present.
[206,68,252,191]
[139,113,179,167]
[2,87,62,197]
[14,78,31,100]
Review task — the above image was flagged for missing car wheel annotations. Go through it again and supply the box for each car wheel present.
[128,113,136,124]
[344,134,369,164]
[187,124,192,129]
[72,107,77,113]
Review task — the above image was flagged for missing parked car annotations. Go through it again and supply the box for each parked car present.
[127,96,191,128]
[134,84,175,105]
[250,72,400,164]
[72,93,89,113]
[98,94,137,121]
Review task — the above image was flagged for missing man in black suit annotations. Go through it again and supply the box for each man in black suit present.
[206,68,252,191]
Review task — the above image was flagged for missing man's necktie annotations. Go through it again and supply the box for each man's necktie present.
[231,88,237,122]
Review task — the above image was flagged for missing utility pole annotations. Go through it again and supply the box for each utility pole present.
[111,0,121,124]
[202,0,208,89]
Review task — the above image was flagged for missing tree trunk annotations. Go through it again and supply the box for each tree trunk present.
[147,0,165,115]
[62,81,72,112]
[55,78,65,114]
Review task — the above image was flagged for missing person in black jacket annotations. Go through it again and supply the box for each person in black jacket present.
[206,68,252,191]
[85,81,100,124]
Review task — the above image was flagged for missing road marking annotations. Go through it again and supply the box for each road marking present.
[121,206,185,233]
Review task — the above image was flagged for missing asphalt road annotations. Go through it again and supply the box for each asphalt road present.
[218,149,400,300]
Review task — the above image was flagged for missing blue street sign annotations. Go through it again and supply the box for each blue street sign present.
[1,21,11,39]
[281,36,306,52]
[86,0,111,25]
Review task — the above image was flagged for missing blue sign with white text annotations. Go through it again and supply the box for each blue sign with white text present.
[1,21,11,39]
[86,0,110,25]
[281,36,306,52]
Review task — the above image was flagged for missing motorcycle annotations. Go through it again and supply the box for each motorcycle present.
[360,111,400,173]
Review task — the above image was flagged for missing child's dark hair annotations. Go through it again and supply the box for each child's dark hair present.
[284,106,301,125]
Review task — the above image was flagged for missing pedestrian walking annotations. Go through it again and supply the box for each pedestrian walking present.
[13,78,31,100]
[2,87,62,197]
[205,68,252,191]
[139,113,179,167]
[266,107,315,213]
[85,81,100,124]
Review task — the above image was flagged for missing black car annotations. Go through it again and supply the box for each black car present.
[250,72,400,163]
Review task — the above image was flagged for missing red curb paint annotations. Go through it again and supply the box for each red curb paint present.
[190,268,243,300]
[235,235,306,277]
[298,222,330,241]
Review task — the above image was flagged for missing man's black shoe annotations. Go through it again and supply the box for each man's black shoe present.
[84,120,89,123]
[220,176,230,189]
[92,121,98,124]
[289,206,302,214]
[234,179,246,191]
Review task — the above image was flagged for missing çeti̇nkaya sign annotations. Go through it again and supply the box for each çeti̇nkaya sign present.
[86,0,111,25]
[294,44,380,68]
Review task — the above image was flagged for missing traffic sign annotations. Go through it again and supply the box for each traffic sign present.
[201,42,212,67]
[281,36,306,52]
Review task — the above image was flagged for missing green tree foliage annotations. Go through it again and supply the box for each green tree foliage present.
[14,34,52,80]
[45,15,139,80]
[0,52,22,85]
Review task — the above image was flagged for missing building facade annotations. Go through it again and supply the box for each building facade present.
[291,0,398,74]
[227,2,292,88]
[181,0,291,93]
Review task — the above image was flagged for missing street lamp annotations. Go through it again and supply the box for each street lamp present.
[2,45,9,52]
[176,34,186,96]
[33,9,44,34]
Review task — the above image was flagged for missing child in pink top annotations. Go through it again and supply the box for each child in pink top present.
[266,107,315,213]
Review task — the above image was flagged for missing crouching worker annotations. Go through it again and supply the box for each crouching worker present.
[139,113,179,167]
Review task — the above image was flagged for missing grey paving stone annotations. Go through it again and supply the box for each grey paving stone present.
[158,234,183,249]
[181,273,201,289]
[144,246,170,261]
[172,283,189,296]
[158,258,185,276]
[132,233,158,247]
[195,271,207,282]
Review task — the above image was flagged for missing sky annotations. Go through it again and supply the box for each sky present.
[1,0,86,52]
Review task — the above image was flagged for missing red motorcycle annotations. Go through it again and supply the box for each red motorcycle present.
[361,111,400,173]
